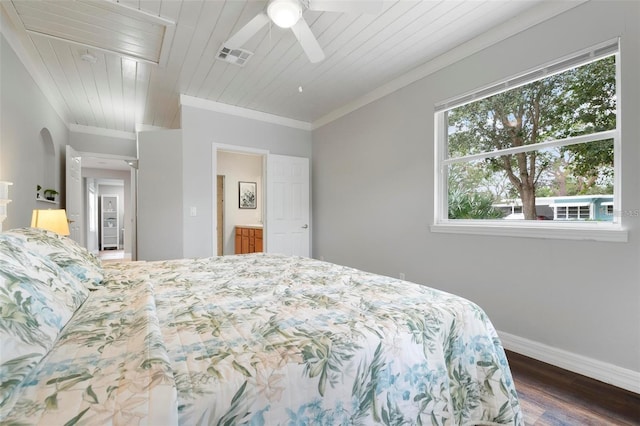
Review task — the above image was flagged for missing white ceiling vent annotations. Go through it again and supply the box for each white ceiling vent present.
[216,46,253,67]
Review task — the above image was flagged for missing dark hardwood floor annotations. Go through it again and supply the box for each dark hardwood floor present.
[506,351,640,425]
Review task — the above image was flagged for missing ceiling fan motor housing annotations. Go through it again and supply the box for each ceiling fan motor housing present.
[267,0,302,28]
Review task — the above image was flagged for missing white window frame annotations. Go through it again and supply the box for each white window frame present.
[431,39,627,242]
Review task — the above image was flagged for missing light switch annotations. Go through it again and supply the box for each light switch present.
[190,207,197,217]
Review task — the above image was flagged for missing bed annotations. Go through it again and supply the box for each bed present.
[0,227,523,425]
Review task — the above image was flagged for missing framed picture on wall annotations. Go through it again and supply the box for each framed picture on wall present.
[239,181,257,209]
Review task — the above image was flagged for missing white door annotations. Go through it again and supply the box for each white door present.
[86,179,99,253]
[266,154,310,257]
[65,145,82,244]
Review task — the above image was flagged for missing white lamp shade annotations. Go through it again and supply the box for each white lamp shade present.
[31,209,70,235]
[267,0,302,28]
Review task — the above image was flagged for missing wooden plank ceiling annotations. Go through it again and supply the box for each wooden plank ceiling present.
[1,0,550,133]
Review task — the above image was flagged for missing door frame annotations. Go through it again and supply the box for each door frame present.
[66,145,83,244]
[212,143,268,256]
[216,175,224,256]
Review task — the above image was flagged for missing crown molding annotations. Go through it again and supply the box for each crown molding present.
[180,95,312,131]
[312,0,587,130]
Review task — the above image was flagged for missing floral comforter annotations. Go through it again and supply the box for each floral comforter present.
[4,253,522,425]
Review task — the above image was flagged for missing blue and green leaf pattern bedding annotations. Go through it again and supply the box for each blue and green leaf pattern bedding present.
[3,253,522,425]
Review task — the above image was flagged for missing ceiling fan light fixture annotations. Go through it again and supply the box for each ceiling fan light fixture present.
[267,0,302,28]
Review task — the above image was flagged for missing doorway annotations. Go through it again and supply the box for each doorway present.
[212,145,311,258]
[94,178,127,261]
[79,155,137,261]
[216,149,265,255]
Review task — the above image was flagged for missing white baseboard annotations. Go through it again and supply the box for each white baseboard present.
[498,330,640,394]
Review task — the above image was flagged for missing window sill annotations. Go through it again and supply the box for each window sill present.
[430,221,628,242]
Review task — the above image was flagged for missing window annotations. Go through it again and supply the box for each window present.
[603,202,614,216]
[555,205,591,220]
[432,40,626,242]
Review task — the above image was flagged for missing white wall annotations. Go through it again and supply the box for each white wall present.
[217,151,263,255]
[312,0,640,380]
[181,105,312,258]
[0,34,69,229]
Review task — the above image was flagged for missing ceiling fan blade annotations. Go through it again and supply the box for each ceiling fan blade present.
[225,12,270,49]
[292,18,325,63]
[307,0,383,14]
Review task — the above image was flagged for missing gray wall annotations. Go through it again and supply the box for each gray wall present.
[181,106,311,258]
[0,34,69,229]
[312,1,640,373]
[137,129,183,260]
[69,131,136,158]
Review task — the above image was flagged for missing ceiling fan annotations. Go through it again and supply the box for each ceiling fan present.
[224,0,383,63]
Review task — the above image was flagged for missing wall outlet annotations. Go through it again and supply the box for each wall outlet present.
[399,272,405,280]
[190,206,197,217]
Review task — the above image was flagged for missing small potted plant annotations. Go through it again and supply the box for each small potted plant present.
[36,185,42,199]
[43,188,58,201]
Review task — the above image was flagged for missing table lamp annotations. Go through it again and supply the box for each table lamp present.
[31,209,70,235]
